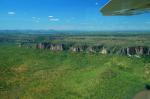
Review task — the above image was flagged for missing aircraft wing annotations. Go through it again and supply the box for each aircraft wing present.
[100,0,150,16]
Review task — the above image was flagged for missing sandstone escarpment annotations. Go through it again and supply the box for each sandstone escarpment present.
[121,46,150,56]
[36,43,65,51]
[36,42,150,56]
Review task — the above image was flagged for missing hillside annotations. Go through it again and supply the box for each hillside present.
[0,44,150,99]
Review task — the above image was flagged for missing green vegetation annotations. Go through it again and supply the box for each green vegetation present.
[0,44,150,99]
[0,32,150,99]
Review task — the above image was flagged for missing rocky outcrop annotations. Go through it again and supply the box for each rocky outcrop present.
[36,42,150,56]
[100,47,108,54]
[36,42,47,49]
[49,44,64,51]
[121,46,150,56]
[87,45,104,53]
[36,43,65,51]
[70,45,88,52]
[70,47,83,52]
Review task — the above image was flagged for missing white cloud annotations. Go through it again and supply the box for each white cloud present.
[49,18,59,22]
[32,17,40,20]
[8,12,15,15]
[32,17,40,23]
[48,16,59,22]
[96,2,98,5]
[48,15,59,22]
[48,16,53,18]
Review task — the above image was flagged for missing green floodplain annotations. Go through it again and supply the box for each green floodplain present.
[0,31,150,99]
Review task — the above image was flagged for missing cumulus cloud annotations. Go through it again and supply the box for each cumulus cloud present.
[96,2,98,5]
[48,16,53,18]
[48,16,59,22]
[8,12,15,15]
[49,18,59,22]
[32,17,40,23]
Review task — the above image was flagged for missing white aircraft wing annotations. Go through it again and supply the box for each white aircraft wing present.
[100,0,150,16]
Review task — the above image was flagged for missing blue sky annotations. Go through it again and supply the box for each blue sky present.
[0,0,150,31]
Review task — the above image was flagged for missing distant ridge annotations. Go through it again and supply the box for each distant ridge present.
[0,30,150,36]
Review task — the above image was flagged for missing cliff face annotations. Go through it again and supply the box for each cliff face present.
[121,46,150,56]
[50,44,64,51]
[69,45,88,52]
[36,43,150,56]
[36,43,65,51]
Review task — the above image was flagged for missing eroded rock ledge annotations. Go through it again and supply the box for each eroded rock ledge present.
[36,42,150,57]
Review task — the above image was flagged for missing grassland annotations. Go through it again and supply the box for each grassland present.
[0,44,150,99]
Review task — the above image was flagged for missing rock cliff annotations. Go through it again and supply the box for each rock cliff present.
[36,42,150,56]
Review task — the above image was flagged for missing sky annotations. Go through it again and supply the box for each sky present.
[0,0,150,31]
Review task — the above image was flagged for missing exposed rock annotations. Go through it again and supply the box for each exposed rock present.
[69,45,88,52]
[36,43,65,51]
[108,47,121,55]
[50,44,64,51]
[18,43,23,48]
[100,47,108,54]
[87,45,103,53]
[36,42,49,49]
[87,46,96,53]
[36,42,150,57]
[121,46,150,56]
[70,47,81,52]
